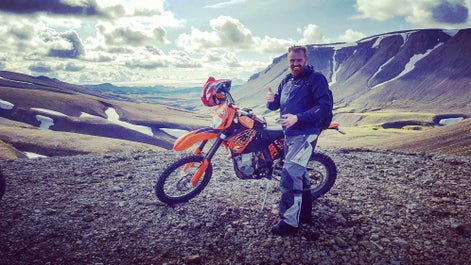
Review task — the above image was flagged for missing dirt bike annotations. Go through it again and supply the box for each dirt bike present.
[155,77,344,205]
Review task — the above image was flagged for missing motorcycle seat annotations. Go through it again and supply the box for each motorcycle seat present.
[263,125,284,139]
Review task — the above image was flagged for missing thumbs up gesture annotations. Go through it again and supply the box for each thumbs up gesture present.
[266,87,275,102]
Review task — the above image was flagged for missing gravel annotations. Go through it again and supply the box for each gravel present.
[0,147,470,265]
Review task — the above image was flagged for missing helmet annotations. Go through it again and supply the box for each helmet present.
[201,76,232,107]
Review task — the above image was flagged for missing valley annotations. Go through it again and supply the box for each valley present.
[1,28,470,159]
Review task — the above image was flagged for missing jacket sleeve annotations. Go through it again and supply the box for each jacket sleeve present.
[266,81,283,111]
[296,73,332,123]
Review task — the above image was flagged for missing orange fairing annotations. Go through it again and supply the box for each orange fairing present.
[173,127,218,151]
[239,115,254,129]
[213,103,236,130]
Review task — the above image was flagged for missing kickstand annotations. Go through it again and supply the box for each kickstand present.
[261,180,272,210]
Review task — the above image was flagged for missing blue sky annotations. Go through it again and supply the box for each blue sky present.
[0,0,470,86]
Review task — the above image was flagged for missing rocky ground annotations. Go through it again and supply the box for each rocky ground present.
[0,147,470,265]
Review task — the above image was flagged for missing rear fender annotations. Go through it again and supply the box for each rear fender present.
[173,127,219,151]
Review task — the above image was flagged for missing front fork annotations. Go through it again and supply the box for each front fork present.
[187,134,225,186]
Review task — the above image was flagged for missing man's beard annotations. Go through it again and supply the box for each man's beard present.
[291,65,303,74]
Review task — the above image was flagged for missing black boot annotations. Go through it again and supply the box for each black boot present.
[271,220,298,236]
[300,190,312,224]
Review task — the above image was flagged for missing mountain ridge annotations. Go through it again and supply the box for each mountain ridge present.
[1,28,470,158]
[233,28,471,116]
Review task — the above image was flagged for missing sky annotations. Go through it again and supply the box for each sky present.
[0,0,470,87]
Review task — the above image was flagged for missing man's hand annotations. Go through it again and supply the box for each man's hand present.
[279,114,298,128]
[266,87,275,102]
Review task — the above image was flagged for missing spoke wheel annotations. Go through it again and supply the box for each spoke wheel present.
[306,152,337,200]
[155,155,212,204]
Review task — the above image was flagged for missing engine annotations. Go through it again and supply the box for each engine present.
[233,152,269,179]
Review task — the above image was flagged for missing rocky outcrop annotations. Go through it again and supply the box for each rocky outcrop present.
[0,148,469,264]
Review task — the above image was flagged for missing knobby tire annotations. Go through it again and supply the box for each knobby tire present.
[155,155,212,204]
[308,152,337,200]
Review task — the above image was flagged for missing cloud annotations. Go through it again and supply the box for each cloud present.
[62,62,85,72]
[47,30,85,58]
[169,50,202,68]
[0,0,101,16]
[29,63,53,73]
[432,1,469,23]
[298,24,326,44]
[204,0,248,9]
[177,16,254,51]
[255,36,294,54]
[353,0,470,26]
[96,1,164,17]
[222,52,242,67]
[96,22,168,47]
[338,29,367,42]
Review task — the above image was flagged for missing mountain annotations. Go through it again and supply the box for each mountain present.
[230,28,470,156]
[83,82,241,111]
[0,71,210,158]
[233,28,471,119]
[1,28,470,159]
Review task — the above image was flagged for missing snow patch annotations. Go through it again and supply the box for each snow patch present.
[105,107,154,136]
[371,42,444,89]
[369,31,415,49]
[329,49,338,86]
[0,99,14,110]
[24,152,47,159]
[0,75,34,85]
[36,115,54,130]
[372,36,384,49]
[80,112,102,119]
[161,128,189,138]
[330,42,357,50]
[31,108,67,116]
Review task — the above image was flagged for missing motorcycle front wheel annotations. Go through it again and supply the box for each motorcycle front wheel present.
[155,155,212,204]
[307,152,337,200]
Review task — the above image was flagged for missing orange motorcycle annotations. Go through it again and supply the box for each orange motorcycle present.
[155,77,343,204]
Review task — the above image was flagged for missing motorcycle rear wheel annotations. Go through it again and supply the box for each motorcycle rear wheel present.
[307,152,337,200]
[155,155,212,204]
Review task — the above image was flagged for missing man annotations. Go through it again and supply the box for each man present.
[266,45,333,236]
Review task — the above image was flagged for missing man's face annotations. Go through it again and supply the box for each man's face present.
[288,50,307,76]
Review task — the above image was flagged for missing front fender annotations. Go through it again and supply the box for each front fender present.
[173,127,219,151]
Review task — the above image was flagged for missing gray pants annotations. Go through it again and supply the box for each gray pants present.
[279,133,318,227]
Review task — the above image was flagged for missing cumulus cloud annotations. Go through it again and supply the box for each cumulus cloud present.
[432,1,469,23]
[177,16,254,51]
[96,1,164,18]
[353,0,470,26]
[47,30,85,58]
[256,36,294,54]
[96,22,168,47]
[62,62,85,72]
[222,52,242,67]
[298,24,327,44]
[169,50,202,68]
[338,29,367,42]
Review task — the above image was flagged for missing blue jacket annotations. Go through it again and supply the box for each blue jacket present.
[267,65,333,136]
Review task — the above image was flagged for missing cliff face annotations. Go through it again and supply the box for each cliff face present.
[234,29,471,114]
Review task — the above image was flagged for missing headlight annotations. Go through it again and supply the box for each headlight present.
[212,116,223,129]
